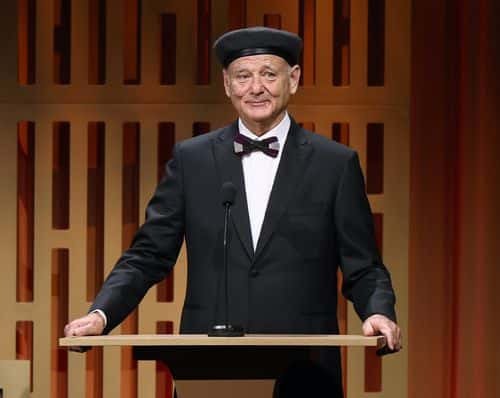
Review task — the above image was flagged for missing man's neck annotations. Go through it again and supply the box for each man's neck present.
[240,112,287,137]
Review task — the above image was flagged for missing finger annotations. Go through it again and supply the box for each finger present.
[65,318,91,333]
[71,326,91,337]
[64,322,78,335]
[395,327,403,351]
[71,323,101,336]
[65,313,104,337]
[376,323,396,349]
[362,321,376,336]
[379,330,393,349]
[65,321,93,337]
[391,325,401,348]
[65,323,82,337]
[64,327,74,337]
[386,327,397,350]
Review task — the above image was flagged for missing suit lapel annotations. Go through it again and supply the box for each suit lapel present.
[254,120,313,261]
[212,122,254,260]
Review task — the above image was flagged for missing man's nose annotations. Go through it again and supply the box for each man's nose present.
[250,76,264,94]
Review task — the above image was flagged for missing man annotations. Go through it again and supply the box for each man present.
[65,27,401,397]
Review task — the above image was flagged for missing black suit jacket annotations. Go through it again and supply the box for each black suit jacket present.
[91,118,396,352]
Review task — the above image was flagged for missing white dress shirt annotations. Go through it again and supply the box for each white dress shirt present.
[238,113,290,250]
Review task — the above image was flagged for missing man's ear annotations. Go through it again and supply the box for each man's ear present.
[289,65,301,94]
[223,69,231,98]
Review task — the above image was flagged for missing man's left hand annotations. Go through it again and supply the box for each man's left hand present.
[362,314,402,352]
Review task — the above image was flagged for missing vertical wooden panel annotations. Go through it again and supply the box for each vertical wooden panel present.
[157,123,175,180]
[53,122,71,230]
[86,347,103,398]
[192,122,210,136]
[332,123,350,145]
[89,0,106,84]
[155,321,174,398]
[51,249,69,398]
[122,123,140,245]
[54,0,72,84]
[366,123,384,194]
[157,123,175,303]
[264,14,281,29]
[228,0,246,30]
[17,122,34,302]
[367,0,385,86]
[121,122,140,398]
[196,0,211,84]
[333,0,350,86]
[299,0,315,85]
[364,346,382,391]
[18,0,36,84]
[123,0,141,84]
[87,122,105,301]
[105,0,123,85]
[160,14,176,85]
[16,321,34,391]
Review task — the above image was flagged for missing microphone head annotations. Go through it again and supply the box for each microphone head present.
[221,181,237,206]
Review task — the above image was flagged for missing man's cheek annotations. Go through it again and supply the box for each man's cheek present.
[230,87,245,97]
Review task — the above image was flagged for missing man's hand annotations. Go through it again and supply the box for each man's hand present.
[64,312,105,337]
[362,314,402,352]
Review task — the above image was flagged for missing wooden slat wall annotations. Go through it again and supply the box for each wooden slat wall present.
[0,1,409,397]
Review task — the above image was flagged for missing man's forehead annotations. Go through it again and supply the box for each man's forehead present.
[227,54,287,71]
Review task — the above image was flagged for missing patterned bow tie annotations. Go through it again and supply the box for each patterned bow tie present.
[233,133,280,158]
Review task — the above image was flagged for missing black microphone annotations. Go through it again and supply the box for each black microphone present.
[209,182,245,337]
[221,181,237,206]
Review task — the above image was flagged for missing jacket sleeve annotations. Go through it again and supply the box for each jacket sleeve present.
[334,151,397,322]
[90,143,186,334]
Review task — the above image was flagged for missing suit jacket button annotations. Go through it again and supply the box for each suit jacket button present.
[250,268,259,277]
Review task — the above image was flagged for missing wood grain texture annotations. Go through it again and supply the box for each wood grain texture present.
[60,334,385,347]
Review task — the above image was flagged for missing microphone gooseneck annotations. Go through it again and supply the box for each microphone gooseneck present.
[209,182,245,337]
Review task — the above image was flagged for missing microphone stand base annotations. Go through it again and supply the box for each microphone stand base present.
[208,324,245,337]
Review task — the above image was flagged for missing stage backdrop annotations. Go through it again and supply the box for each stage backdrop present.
[0,1,409,397]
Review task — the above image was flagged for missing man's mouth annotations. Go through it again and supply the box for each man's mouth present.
[246,100,269,107]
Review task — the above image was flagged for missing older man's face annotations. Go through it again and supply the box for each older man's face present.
[223,54,300,135]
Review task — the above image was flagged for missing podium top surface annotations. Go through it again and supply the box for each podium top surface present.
[59,334,385,348]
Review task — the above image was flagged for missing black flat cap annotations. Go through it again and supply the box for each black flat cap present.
[213,26,303,68]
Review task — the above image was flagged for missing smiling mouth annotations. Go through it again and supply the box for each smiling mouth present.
[246,101,269,106]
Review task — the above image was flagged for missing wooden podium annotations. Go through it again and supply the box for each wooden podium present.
[60,334,385,396]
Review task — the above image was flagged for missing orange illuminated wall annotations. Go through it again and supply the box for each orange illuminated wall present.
[0,1,409,397]
[410,1,500,398]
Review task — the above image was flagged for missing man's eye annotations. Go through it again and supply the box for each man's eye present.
[264,71,277,79]
[236,74,250,81]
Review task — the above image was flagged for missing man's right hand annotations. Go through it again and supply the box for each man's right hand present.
[64,312,105,337]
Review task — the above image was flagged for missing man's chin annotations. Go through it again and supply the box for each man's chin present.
[242,110,273,123]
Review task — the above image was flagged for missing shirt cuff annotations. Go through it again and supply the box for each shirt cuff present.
[91,309,108,327]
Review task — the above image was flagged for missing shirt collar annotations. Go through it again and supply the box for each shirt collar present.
[238,112,290,147]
